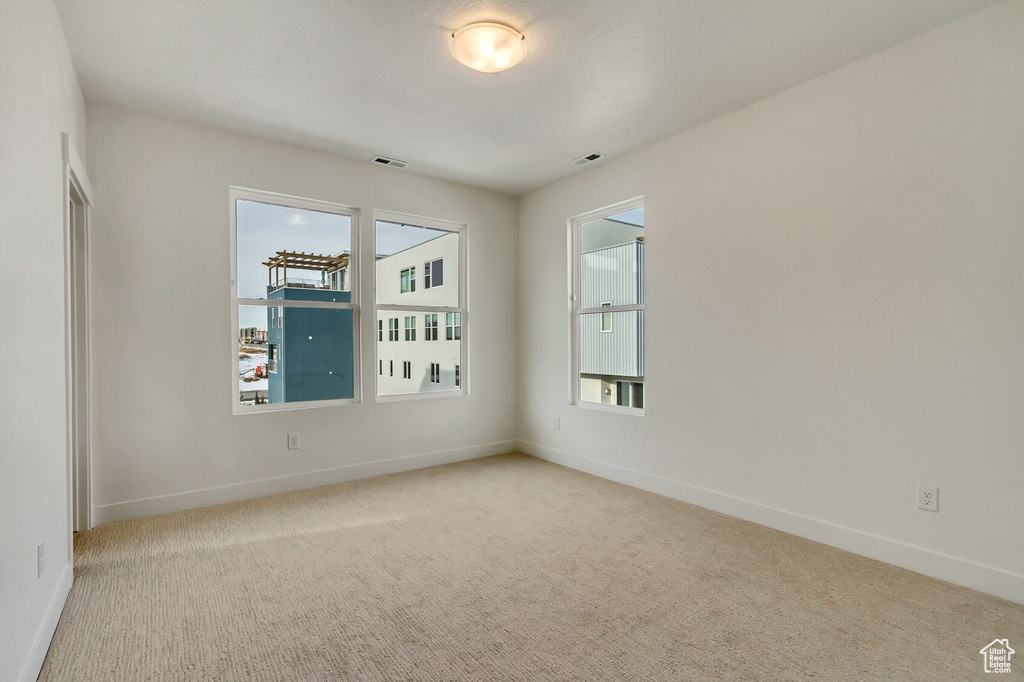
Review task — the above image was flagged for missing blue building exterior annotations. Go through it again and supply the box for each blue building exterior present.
[266,286,354,403]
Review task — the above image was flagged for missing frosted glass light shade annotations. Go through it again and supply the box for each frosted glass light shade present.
[451,22,526,73]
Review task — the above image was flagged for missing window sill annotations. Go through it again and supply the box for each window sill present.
[572,401,644,417]
[233,397,361,415]
[374,389,467,404]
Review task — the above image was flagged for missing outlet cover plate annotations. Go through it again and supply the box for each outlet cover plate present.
[917,485,938,512]
[287,433,300,450]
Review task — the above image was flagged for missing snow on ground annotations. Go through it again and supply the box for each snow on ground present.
[239,348,268,392]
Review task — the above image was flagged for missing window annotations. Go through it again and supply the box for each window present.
[389,317,399,341]
[379,359,383,376]
[378,319,383,341]
[389,360,394,377]
[424,258,444,288]
[445,312,462,341]
[455,364,461,388]
[571,199,645,413]
[374,212,466,398]
[232,188,358,411]
[400,267,416,293]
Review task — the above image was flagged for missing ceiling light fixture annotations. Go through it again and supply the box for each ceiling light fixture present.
[451,22,527,73]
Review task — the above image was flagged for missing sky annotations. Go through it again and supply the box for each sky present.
[237,201,446,330]
[608,207,644,227]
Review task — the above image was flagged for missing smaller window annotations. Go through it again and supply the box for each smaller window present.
[378,319,383,341]
[425,313,439,341]
[400,267,416,293]
[404,316,416,341]
[445,312,462,341]
[379,359,382,376]
[389,317,399,341]
[424,258,444,288]
[268,344,278,373]
[455,364,461,388]
[390,360,394,377]
[600,302,612,332]
[403,361,411,379]
[430,362,440,384]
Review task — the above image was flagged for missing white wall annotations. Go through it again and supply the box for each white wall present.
[518,1,1024,604]
[0,1,87,680]
[85,104,518,523]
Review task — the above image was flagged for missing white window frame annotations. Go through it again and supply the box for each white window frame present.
[400,267,416,294]
[425,313,439,341]
[230,186,361,414]
[373,209,468,402]
[424,257,443,289]
[569,196,645,416]
[446,311,462,341]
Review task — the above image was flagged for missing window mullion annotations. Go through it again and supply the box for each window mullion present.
[576,304,643,315]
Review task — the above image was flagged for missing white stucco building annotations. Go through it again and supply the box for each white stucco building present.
[375,231,462,395]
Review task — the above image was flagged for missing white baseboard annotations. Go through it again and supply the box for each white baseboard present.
[93,440,517,525]
[19,563,73,682]
[518,439,1024,606]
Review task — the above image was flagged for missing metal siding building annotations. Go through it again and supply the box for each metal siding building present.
[579,240,644,378]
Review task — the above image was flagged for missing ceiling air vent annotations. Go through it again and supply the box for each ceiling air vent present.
[371,155,407,168]
[572,152,604,166]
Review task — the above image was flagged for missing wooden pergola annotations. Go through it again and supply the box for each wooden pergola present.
[262,251,349,289]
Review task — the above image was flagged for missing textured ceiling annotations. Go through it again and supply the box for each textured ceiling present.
[56,0,997,195]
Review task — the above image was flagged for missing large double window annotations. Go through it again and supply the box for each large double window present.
[232,188,359,412]
[571,198,645,412]
[374,212,466,398]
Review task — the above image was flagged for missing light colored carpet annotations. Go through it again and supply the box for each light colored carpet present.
[40,454,1022,681]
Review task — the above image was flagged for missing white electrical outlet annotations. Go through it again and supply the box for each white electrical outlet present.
[287,433,300,451]
[554,417,561,431]
[917,485,939,512]
[37,542,44,578]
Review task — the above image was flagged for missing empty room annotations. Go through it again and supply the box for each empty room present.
[2,0,1023,680]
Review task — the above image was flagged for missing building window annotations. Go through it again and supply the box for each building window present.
[424,258,444,288]
[374,213,466,398]
[379,359,383,376]
[390,360,394,377]
[455,364,461,387]
[400,267,416,293]
[232,188,358,411]
[425,313,439,341]
[389,317,399,341]
[446,312,462,340]
[378,319,383,341]
[571,199,645,413]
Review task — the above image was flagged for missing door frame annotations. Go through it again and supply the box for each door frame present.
[62,132,94,547]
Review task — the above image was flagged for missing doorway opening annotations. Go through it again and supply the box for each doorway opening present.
[63,133,93,537]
